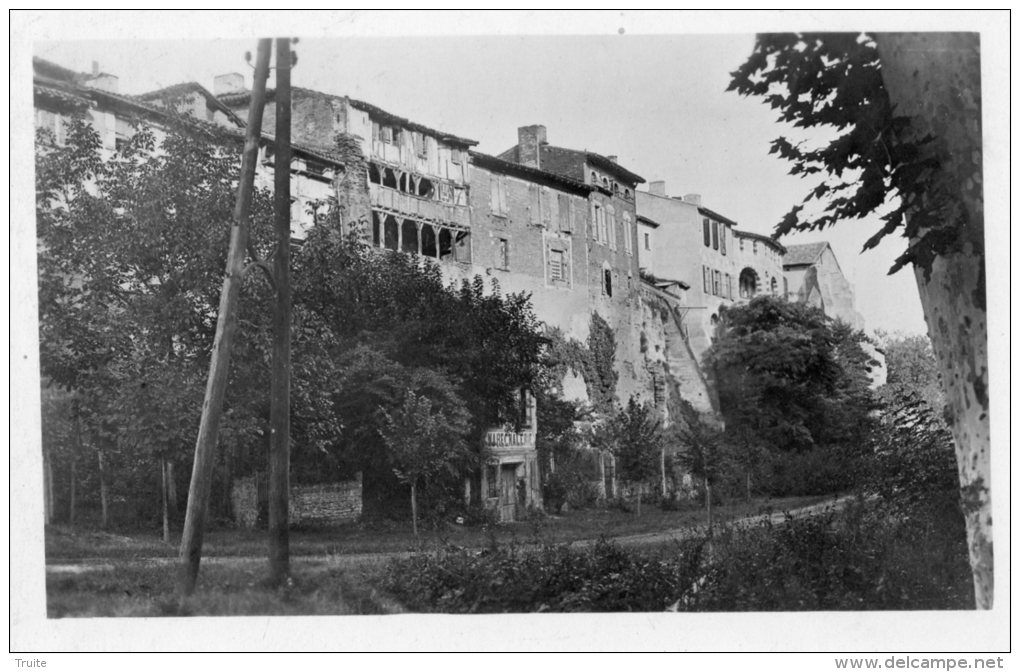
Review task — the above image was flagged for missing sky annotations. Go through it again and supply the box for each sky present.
[29,13,987,337]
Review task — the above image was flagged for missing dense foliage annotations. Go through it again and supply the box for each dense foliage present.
[705,296,878,496]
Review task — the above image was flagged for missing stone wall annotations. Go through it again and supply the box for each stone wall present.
[231,474,363,529]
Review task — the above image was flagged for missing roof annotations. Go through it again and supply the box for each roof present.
[636,214,662,228]
[697,205,738,229]
[468,151,593,196]
[782,242,830,266]
[34,60,344,168]
[498,143,645,186]
[139,82,245,127]
[733,229,787,254]
[218,86,478,147]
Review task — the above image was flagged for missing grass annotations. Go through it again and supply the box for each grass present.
[44,494,831,617]
[46,559,399,617]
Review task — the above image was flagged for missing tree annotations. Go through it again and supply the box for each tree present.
[673,400,727,529]
[598,397,662,516]
[379,384,472,536]
[36,106,275,536]
[706,296,877,456]
[729,33,990,607]
[878,331,945,412]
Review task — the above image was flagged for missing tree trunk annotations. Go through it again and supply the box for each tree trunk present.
[43,447,53,525]
[162,459,171,544]
[875,33,991,609]
[97,449,109,530]
[660,447,667,497]
[705,477,712,532]
[268,37,294,587]
[177,39,272,597]
[69,459,76,526]
[166,460,178,515]
[410,481,419,537]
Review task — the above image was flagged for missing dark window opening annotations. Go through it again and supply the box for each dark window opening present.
[486,465,499,499]
[703,218,711,247]
[644,232,650,250]
[368,163,381,184]
[603,268,613,297]
[372,211,382,247]
[382,167,398,189]
[590,171,598,185]
[739,268,758,299]
[398,172,409,193]
[454,230,471,263]
[383,215,399,251]
[401,219,419,254]
[711,220,719,250]
[421,224,438,258]
[438,228,453,260]
[417,177,434,198]
[497,238,509,270]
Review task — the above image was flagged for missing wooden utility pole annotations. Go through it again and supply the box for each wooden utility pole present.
[176,39,272,596]
[267,36,293,585]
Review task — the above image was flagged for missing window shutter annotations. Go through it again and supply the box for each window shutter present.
[558,194,571,232]
[703,219,711,247]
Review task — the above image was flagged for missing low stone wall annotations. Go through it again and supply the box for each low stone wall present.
[231,474,362,528]
[290,476,363,527]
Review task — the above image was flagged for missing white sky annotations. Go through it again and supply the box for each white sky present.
[28,11,1009,337]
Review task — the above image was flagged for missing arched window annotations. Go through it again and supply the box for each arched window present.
[401,219,419,254]
[383,215,399,251]
[739,268,758,299]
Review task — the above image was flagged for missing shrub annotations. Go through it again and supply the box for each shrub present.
[381,538,706,613]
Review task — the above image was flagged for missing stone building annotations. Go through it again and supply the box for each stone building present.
[783,241,865,330]
[636,181,786,361]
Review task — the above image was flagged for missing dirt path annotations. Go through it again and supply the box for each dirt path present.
[46,496,853,574]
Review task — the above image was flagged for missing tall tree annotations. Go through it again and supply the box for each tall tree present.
[729,32,990,607]
[597,397,662,516]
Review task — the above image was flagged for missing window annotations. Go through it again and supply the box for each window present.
[703,265,711,292]
[644,232,651,251]
[541,188,553,228]
[720,226,727,255]
[594,204,606,242]
[711,220,719,251]
[486,464,499,499]
[608,213,617,250]
[549,249,566,282]
[497,238,510,270]
[591,171,598,185]
[771,277,779,295]
[703,218,711,247]
[557,194,571,232]
[490,175,508,216]
[623,213,633,255]
[603,268,613,297]
[713,270,721,296]
[753,240,759,255]
[727,273,734,300]
[739,238,745,252]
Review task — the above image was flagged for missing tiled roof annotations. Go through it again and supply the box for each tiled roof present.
[139,82,244,127]
[468,151,592,196]
[34,63,342,168]
[500,143,645,186]
[218,86,478,147]
[697,205,738,229]
[782,242,830,266]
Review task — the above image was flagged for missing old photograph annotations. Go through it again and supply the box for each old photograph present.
[10,9,1010,655]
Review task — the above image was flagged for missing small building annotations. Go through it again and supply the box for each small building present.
[783,242,865,330]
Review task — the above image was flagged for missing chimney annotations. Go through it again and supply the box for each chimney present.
[517,125,547,169]
[607,155,618,163]
[649,181,666,197]
[214,72,246,96]
[683,193,702,206]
